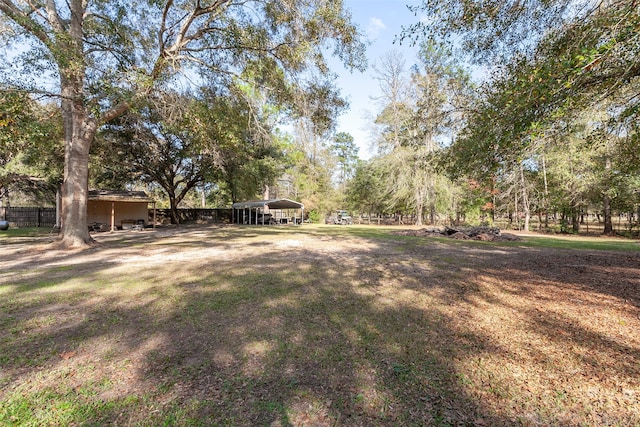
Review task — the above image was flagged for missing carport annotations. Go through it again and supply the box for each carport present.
[231,199,304,225]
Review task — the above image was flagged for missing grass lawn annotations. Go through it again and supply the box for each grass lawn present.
[1,224,639,426]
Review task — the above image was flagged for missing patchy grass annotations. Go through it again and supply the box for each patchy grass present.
[0,224,639,426]
[508,233,640,252]
[0,226,58,240]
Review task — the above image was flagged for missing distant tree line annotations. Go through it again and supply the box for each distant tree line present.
[344,0,640,235]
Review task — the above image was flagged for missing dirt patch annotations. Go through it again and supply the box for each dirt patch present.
[1,224,639,426]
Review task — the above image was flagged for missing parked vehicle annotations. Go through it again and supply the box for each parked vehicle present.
[325,210,352,225]
[246,212,275,225]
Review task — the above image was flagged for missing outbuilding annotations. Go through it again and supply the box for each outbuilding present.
[231,199,304,225]
[56,190,156,232]
[86,190,156,231]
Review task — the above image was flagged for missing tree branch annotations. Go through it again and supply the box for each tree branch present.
[44,0,66,32]
[0,0,51,46]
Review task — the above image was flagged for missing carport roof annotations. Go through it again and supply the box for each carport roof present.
[231,198,304,210]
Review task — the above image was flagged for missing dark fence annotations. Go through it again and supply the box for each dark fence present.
[1,207,232,228]
[1,207,57,227]
[353,214,418,225]
[153,208,232,225]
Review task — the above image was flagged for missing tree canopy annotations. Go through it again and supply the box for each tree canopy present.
[0,90,62,205]
[397,0,640,233]
[0,0,366,246]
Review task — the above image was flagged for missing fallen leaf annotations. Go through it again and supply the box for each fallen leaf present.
[60,351,76,360]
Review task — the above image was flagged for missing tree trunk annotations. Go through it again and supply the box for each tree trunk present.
[0,186,9,220]
[53,0,99,248]
[168,192,180,225]
[572,208,580,233]
[603,192,613,235]
[560,210,568,233]
[414,188,424,226]
[519,163,530,232]
[59,132,94,247]
[514,191,519,229]
[57,72,97,247]
[537,210,543,231]
[541,155,549,229]
[603,153,614,235]
[415,204,424,226]
[492,192,496,224]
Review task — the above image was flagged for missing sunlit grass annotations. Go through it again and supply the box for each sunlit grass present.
[0,227,57,239]
[512,234,640,251]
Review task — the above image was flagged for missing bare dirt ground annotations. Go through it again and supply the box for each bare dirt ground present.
[1,224,639,426]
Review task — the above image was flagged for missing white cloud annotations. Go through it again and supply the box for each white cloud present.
[367,17,386,38]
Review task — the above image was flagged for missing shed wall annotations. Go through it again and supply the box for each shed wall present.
[88,201,149,227]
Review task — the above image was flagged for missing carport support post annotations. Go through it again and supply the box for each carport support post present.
[110,202,116,232]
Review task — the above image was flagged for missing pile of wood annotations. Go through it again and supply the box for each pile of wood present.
[395,226,521,242]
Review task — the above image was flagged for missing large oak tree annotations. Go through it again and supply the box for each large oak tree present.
[0,0,365,247]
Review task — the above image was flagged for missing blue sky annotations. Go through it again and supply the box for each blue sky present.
[333,0,423,159]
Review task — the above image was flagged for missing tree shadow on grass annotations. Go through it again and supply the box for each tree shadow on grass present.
[400,238,640,424]
[1,227,639,425]
[115,253,515,426]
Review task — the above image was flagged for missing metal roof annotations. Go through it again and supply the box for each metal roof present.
[231,198,304,210]
[88,190,154,203]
